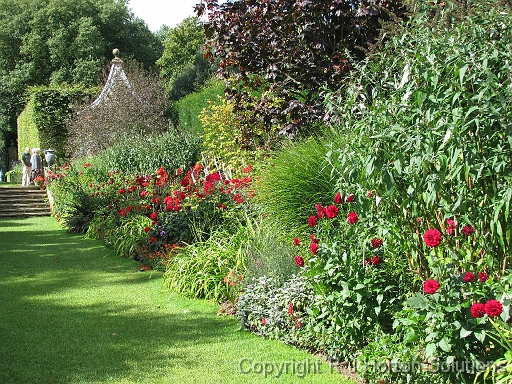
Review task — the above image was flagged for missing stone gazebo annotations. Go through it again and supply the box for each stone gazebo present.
[75,48,138,157]
[89,48,135,109]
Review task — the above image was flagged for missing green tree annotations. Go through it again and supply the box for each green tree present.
[0,0,163,148]
[157,17,214,100]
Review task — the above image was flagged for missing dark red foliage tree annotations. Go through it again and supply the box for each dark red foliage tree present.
[196,0,408,137]
[196,0,405,136]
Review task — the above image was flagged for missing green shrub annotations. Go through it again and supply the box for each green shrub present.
[92,129,200,176]
[5,163,22,184]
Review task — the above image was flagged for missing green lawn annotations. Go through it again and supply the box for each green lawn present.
[0,217,356,384]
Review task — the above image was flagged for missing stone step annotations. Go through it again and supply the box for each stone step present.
[0,185,51,217]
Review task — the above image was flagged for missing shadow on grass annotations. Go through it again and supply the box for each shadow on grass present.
[0,217,232,383]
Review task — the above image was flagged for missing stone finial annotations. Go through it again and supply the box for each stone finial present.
[113,48,120,58]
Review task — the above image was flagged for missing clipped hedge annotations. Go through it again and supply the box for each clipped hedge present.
[18,84,98,159]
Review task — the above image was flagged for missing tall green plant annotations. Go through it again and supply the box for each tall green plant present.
[323,5,512,275]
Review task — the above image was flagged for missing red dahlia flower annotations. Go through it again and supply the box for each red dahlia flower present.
[462,225,475,237]
[308,216,317,227]
[371,238,383,248]
[371,256,382,266]
[423,229,442,247]
[310,243,319,255]
[347,211,359,224]
[325,205,339,219]
[463,272,475,283]
[310,234,319,244]
[470,303,486,318]
[478,272,489,283]
[346,194,355,203]
[295,255,304,267]
[423,279,440,294]
[261,318,266,325]
[485,300,503,317]
[293,237,300,246]
[334,192,342,204]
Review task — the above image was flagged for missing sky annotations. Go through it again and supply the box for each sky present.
[127,0,202,31]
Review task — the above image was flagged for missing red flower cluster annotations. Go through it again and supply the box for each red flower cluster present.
[347,211,358,224]
[470,300,503,318]
[371,238,383,249]
[463,271,490,283]
[463,272,475,282]
[295,255,304,267]
[365,256,382,266]
[308,215,317,227]
[423,279,440,294]
[462,225,474,237]
[310,243,319,255]
[325,205,339,219]
[423,229,442,248]
[478,272,489,282]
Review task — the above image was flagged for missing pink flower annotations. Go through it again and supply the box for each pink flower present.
[293,237,300,246]
[346,194,355,203]
[310,243,319,255]
[446,219,456,235]
[478,272,489,283]
[470,303,486,318]
[462,225,474,237]
[463,272,475,283]
[334,192,342,204]
[261,317,266,325]
[308,215,317,227]
[325,205,339,219]
[295,255,304,267]
[347,211,359,224]
[485,300,503,317]
[423,279,440,294]
[423,229,442,248]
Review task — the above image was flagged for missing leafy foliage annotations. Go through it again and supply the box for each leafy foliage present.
[196,0,408,137]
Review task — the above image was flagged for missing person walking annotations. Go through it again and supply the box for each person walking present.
[30,148,43,183]
[21,147,32,186]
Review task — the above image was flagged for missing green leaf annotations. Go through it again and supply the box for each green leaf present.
[474,330,486,343]
[407,294,428,309]
[459,64,468,86]
[425,343,436,359]
[439,337,452,352]
[460,327,473,338]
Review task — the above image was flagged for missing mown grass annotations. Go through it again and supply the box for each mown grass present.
[0,217,356,384]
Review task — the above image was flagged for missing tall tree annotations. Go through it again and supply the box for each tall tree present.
[196,0,408,137]
[0,0,163,148]
[157,17,214,100]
